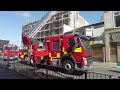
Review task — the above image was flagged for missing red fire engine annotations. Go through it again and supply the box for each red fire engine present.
[21,32,93,72]
[1,44,20,60]
[20,11,93,72]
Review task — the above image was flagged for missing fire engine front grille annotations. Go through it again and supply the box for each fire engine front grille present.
[76,63,81,68]
[10,54,15,57]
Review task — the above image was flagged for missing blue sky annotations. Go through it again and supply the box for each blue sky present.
[80,11,104,24]
[0,11,104,46]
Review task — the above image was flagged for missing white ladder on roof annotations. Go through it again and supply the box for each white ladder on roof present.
[26,11,57,38]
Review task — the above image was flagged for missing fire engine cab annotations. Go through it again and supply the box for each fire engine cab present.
[1,44,20,60]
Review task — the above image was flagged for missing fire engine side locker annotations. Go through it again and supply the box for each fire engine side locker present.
[46,36,61,66]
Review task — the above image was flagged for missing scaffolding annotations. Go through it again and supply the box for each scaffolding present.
[33,11,71,42]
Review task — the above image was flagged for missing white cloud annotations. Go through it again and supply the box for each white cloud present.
[16,11,31,18]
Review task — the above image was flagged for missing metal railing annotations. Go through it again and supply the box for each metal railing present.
[0,58,119,79]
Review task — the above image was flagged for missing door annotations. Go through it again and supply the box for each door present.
[117,42,120,63]
[110,42,117,63]
[50,37,61,66]
[51,40,61,58]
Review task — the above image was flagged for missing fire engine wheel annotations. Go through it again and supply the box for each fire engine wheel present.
[30,56,34,65]
[63,60,74,74]
[24,56,28,62]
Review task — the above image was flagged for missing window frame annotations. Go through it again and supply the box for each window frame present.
[113,11,120,28]
[68,38,75,47]
[52,40,59,50]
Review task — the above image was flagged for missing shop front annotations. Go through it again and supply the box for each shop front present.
[105,28,120,63]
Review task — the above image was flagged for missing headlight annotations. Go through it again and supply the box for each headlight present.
[82,57,87,60]
[82,57,88,67]
[4,56,7,58]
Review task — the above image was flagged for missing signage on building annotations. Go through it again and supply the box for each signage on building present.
[63,25,73,33]
[109,32,120,42]
[85,28,92,37]
[93,40,104,44]
[0,40,9,46]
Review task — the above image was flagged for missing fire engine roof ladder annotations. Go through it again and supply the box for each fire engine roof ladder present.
[26,11,58,39]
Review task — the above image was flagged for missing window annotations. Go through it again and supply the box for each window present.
[110,42,117,55]
[11,46,17,51]
[54,29,59,35]
[113,11,120,27]
[74,38,80,47]
[0,46,3,51]
[114,15,120,27]
[45,31,49,36]
[55,21,59,27]
[63,19,69,25]
[45,24,49,29]
[4,46,9,50]
[53,40,59,50]
[81,37,92,52]
[69,38,75,47]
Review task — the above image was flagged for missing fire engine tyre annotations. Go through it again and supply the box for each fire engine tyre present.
[30,56,34,65]
[24,56,28,62]
[19,54,21,59]
[63,60,74,74]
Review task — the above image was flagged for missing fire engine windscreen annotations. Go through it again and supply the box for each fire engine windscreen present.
[69,37,81,48]
[75,32,92,52]
[11,46,17,51]
[32,39,44,48]
[4,46,9,50]
[0,46,3,51]
[4,46,17,51]
[80,37,92,52]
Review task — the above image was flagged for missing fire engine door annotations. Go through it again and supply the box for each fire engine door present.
[49,37,61,66]
[47,42,50,51]
[51,39,61,58]
[72,37,82,62]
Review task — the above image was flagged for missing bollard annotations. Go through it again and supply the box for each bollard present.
[33,56,36,75]
[85,72,87,79]
[25,61,28,79]
[33,63,36,75]
[7,58,10,68]
[2,58,4,65]
[46,65,48,79]
[14,58,15,72]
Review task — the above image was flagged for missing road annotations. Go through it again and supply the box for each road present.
[0,66,29,79]
[0,57,32,79]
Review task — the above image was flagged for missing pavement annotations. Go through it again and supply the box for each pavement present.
[90,61,120,76]
[92,61,117,69]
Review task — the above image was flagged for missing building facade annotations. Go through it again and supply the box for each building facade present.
[104,11,120,63]
[0,39,9,46]
[0,39,9,52]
